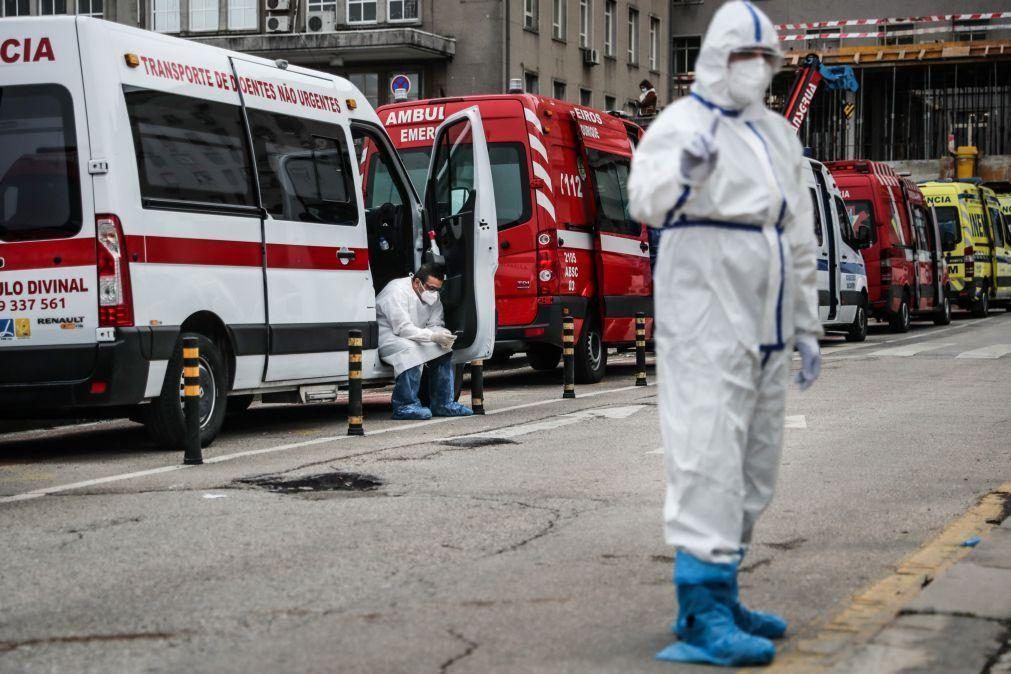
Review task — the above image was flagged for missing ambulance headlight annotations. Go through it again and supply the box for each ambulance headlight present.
[538,269,554,282]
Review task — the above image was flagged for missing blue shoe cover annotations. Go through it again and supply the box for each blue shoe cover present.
[730,603,787,640]
[391,404,433,420]
[431,401,473,417]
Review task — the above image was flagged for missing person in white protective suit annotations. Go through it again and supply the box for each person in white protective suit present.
[376,262,473,420]
[627,0,822,667]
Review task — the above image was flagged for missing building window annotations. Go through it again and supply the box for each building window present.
[40,0,68,14]
[627,8,639,65]
[580,88,592,106]
[189,0,219,32]
[524,0,537,31]
[578,0,591,48]
[672,35,700,75]
[524,72,539,95]
[603,0,615,57]
[153,0,180,32]
[347,0,376,23]
[2,0,30,15]
[955,19,988,42]
[77,0,103,17]
[552,0,566,40]
[388,0,417,21]
[649,16,660,71]
[553,80,566,100]
[228,0,256,29]
[882,23,913,46]
[349,73,379,107]
[604,94,616,110]
[806,26,840,51]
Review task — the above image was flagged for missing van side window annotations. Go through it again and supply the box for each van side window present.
[933,206,961,248]
[912,205,931,251]
[0,84,82,242]
[587,149,639,237]
[809,188,823,246]
[123,88,256,209]
[248,110,357,226]
[987,203,1005,247]
[833,196,853,246]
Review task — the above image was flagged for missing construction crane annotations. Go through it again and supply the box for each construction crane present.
[783,54,859,132]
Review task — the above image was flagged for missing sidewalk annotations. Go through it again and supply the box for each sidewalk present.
[828,514,1011,674]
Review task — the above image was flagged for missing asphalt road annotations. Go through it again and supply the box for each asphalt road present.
[2,311,1010,673]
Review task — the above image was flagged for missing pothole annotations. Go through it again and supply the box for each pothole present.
[440,437,519,448]
[238,471,383,494]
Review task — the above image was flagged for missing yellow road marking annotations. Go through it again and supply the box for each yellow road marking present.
[758,481,1011,673]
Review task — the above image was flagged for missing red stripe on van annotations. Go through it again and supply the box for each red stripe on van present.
[0,238,96,271]
[125,235,369,271]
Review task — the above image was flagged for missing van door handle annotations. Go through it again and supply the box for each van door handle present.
[337,247,356,265]
[640,242,649,252]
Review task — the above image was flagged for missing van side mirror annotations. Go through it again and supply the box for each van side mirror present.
[941,230,957,251]
[854,223,873,248]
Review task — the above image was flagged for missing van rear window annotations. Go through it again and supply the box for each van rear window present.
[0,84,82,242]
[933,206,962,246]
[845,200,875,233]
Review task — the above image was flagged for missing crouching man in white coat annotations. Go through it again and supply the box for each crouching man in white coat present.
[376,262,473,420]
[627,0,822,667]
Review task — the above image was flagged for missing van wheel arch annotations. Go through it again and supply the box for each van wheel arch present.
[180,311,234,389]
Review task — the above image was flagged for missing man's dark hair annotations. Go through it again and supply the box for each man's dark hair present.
[639,79,653,89]
[415,262,446,283]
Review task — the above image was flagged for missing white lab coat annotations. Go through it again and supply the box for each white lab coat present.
[627,0,822,564]
[376,277,449,377]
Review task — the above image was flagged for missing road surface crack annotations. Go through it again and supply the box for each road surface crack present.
[439,629,478,674]
[0,631,180,653]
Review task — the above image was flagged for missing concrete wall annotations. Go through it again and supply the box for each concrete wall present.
[887,156,1011,184]
[429,0,504,98]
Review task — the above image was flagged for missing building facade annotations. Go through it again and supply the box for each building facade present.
[0,0,669,112]
[669,1,1011,173]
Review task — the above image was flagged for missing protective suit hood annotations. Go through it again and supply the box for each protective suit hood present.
[692,0,782,115]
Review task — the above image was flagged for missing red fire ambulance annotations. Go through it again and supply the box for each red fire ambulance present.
[376,95,653,383]
[826,160,951,331]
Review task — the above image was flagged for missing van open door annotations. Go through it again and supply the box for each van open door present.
[423,107,498,364]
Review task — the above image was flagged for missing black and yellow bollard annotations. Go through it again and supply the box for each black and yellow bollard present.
[347,329,364,436]
[635,312,647,387]
[562,315,576,399]
[470,360,485,414]
[182,336,203,465]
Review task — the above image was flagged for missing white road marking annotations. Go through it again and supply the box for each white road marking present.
[450,405,646,441]
[0,383,654,505]
[203,493,228,499]
[956,344,1011,359]
[866,342,954,358]
[785,415,808,429]
[646,448,663,455]
[822,320,976,360]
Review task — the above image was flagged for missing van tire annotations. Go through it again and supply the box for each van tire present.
[933,293,952,326]
[845,305,868,342]
[972,291,990,318]
[527,344,562,371]
[888,296,911,333]
[144,332,227,451]
[574,315,607,384]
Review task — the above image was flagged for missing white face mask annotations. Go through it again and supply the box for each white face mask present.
[726,58,773,108]
[421,290,439,306]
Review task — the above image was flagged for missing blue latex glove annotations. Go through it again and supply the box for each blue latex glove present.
[795,334,821,392]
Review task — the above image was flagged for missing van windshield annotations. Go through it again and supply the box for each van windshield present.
[392,143,530,230]
[933,206,962,247]
[0,85,82,242]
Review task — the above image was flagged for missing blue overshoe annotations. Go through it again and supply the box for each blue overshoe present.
[432,401,473,417]
[391,403,433,420]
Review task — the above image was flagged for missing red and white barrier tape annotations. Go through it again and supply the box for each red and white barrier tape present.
[780,22,1011,43]
[776,12,1011,32]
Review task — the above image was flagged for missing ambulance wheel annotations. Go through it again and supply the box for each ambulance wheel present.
[845,305,868,342]
[574,316,607,384]
[526,344,562,371]
[144,332,227,451]
[933,294,952,326]
[972,292,990,318]
[888,297,911,333]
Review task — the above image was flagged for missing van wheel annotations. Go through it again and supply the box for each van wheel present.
[144,332,227,451]
[972,291,990,317]
[527,344,562,371]
[933,294,952,326]
[845,305,868,342]
[888,297,911,333]
[574,315,607,384]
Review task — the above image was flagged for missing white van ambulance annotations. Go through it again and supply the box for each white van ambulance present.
[806,158,870,341]
[0,17,498,448]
